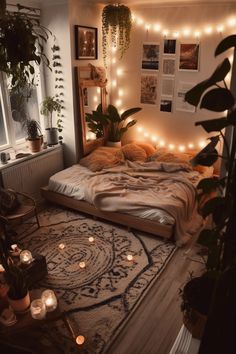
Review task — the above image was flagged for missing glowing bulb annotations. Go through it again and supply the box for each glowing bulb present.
[145,24,151,31]
[199,141,206,148]
[116,68,123,76]
[183,28,191,37]
[228,17,236,27]
[58,243,65,250]
[127,254,134,261]
[79,262,86,269]
[118,89,124,97]
[96,88,100,94]
[132,14,136,21]
[112,79,117,87]
[137,18,144,25]
[112,58,117,64]
[137,126,143,132]
[111,46,117,53]
[159,140,166,147]
[168,144,175,150]
[93,96,98,103]
[216,25,224,33]
[162,29,169,36]
[194,31,201,38]
[88,237,95,243]
[144,132,149,138]
[76,335,85,346]
[173,31,179,38]
[116,99,122,107]
[178,145,186,152]
[204,26,212,34]
[154,23,161,32]
[151,136,158,142]
[188,143,194,149]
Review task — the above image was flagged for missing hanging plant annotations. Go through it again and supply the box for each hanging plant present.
[102,4,132,67]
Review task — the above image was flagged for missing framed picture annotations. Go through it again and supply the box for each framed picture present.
[75,25,97,60]
[176,82,196,112]
[161,78,174,98]
[163,58,175,76]
[179,43,200,71]
[140,74,158,105]
[163,39,176,55]
[160,99,172,113]
[141,43,160,70]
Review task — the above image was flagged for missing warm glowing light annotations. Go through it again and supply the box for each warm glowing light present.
[112,79,117,87]
[204,26,212,34]
[88,237,95,243]
[178,145,186,152]
[228,17,236,27]
[159,140,166,147]
[112,58,117,64]
[151,136,158,142]
[216,25,224,33]
[87,132,96,140]
[144,132,149,138]
[194,31,201,38]
[127,254,134,261]
[96,88,100,94]
[137,18,144,25]
[168,144,175,150]
[137,126,143,132]
[116,99,122,107]
[76,335,85,346]
[154,23,161,32]
[118,89,124,97]
[79,262,86,269]
[183,28,191,37]
[225,73,232,82]
[173,31,179,38]
[126,117,132,123]
[188,143,194,149]
[116,68,123,76]
[132,14,136,21]
[111,46,117,53]
[162,29,169,36]
[199,141,206,148]
[145,24,151,31]
[58,243,65,250]
[229,54,234,64]
[93,96,98,103]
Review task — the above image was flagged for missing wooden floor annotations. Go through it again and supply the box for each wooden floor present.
[108,246,204,354]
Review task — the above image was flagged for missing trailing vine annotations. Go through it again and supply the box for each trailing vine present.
[102,4,132,67]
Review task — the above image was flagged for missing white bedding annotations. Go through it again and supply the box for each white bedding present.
[48,160,205,246]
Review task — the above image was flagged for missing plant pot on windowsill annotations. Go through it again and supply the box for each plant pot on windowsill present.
[46,127,58,146]
[27,136,43,153]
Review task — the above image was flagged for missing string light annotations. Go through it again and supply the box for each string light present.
[227,17,236,27]
[194,31,201,38]
[112,79,117,87]
[188,143,194,149]
[137,126,143,132]
[199,141,206,148]
[112,58,117,64]
[216,25,224,33]
[137,18,144,25]
[154,23,161,32]
[173,31,179,38]
[162,29,169,36]
[183,28,191,37]
[118,89,124,97]
[169,144,175,150]
[159,140,166,147]
[116,99,122,107]
[116,68,123,76]
[204,26,213,34]
[145,24,151,31]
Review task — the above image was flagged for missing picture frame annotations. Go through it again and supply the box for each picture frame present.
[141,43,160,70]
[75,25,98,60]
[140,74,158,105]
[163,39,176,55]
[179,43,200,71]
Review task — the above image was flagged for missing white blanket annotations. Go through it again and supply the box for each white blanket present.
[49,160,203,246]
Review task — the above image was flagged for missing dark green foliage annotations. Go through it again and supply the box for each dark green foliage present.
[6,263,28,300]
[85,103,109,139]
[25,119,41,140]
[40,96,62,129]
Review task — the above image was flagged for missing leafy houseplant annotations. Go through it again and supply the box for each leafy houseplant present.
[40,96,62,146]
[26,119,42,153]
[180,34,236,353]
[0,1,51,92]
[102,4,132,67]
[85,103,109,139]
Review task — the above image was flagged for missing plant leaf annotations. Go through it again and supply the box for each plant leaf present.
[195,117,229,133]
[200,88,235,112]
[107,105,120,122]
[120,107,142,120]
[215,34,236,56]
[198,229,218,248]
[227,109,236,125]
[201,197,223,218]
[197,176,221,193]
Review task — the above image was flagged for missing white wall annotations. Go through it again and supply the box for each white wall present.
[110,2,236,150]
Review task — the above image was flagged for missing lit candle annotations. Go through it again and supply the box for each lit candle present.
[76,335,85,346]
[58,243,65,250]
[79,261,86,269]
[30,299,46,320]
[127,254,134,261]
[88,237,95,243]
[41,289,58,312]
[20,250,33,265]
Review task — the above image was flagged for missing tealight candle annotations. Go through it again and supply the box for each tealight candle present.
[79,261,86,269]
[88,237,95,243]
[58,243,65,250]
[76,335,85,346]
[30,299,46,320]
[20,250,33,265]
[127,254,134,261]
[41,289,58,312]
[11,244,18,251]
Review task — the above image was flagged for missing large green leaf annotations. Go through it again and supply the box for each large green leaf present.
[215,34,236,56]
[201,197,223,218]
[195,117,229,133]
[190,136,220,167]
[206,244,220,270]
[227,109,236,125]
[197,176,223,193]
[107,105,121,122]
[120,107,142,121]
[200,88,235,112]
[185,58,231,107]
[198,229,218,248]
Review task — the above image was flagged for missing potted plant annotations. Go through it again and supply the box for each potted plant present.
[26,119,43,153]
[179,34,236,351]
[40,96,62,146]
[0,1,51,92]
[102,4,132,66]
[106,105,142,146]
[85,103,109,139]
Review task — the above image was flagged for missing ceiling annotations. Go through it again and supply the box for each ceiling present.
[88,0,235,4]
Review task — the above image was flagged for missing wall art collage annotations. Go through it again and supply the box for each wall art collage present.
[140,39,199,113]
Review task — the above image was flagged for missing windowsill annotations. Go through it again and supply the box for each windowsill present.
[0,145,62,171]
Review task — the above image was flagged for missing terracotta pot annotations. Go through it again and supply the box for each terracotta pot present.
[27,138,42,153]
[106,141,122,148]
[183,309,207,339]
[7,291,30,314]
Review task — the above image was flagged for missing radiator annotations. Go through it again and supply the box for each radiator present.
[1,146,64,202]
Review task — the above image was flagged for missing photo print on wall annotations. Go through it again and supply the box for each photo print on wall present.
[163,58,176,76]
[140,74,157,104]
[179,43,200,71]
[142,43,160,70]
[176,81,196,112]
[160,99,172,113]
[163,39,176,55]
[161,78,174,98]
[75,25,98,60]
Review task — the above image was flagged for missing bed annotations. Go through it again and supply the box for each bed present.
[41,143,214,246]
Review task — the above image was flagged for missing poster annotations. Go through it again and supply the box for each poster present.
[179,43,200,71]
[140,74,158,104]
[163,58,175,76]
[142,43,160,70]
[161,78,174,97]
[160,99,172,112]
[176,82,196,112]
[163,39,176,55]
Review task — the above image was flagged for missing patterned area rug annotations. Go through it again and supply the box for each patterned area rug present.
[18,207,176,353]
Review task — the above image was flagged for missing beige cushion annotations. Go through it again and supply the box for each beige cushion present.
[80,146,124,172]
[121,143,147,161]
[134,142,156,157]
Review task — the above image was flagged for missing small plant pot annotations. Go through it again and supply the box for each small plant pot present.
[27,138,42,153]
[7,291,30,314]
[46,127,58,146]
[106,141,121,148]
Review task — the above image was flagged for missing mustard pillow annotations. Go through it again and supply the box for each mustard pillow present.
[80,146,124,172]
[121,143,147,161]
[134,142,156,157]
